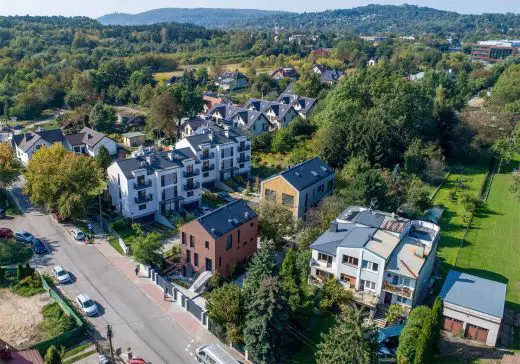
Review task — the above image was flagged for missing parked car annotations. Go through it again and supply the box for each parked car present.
[217,192,234,203]
[69,228,85,241]
[52,265,71,284]
[14,231,34,243]
[76,294,98,316]
[0,228,14,239]
[0,208,5,218]
[195,344,239,364]
[98,354,111,364]
[32,238,47,254]
[198,206,212,215]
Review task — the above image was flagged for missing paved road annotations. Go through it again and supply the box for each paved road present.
[4,185,200,364]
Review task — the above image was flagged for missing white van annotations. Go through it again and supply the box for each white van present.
[195,344,240,364]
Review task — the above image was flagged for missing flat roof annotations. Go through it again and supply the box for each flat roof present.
[440,270,507,319]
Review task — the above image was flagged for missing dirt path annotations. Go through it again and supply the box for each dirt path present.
[0,289,50,348]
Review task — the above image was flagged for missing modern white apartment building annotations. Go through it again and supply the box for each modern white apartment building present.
[309,206,440,317]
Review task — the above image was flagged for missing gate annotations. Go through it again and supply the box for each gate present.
[187,300,203,320]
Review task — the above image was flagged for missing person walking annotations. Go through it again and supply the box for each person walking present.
[163,286,168,301]
[134,265,139,276]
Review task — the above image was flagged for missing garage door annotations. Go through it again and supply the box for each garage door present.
[443,316,464,335]
[465,324,488,343]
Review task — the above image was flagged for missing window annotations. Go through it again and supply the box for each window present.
[181,232,186,245]
[327,179,333,191]
[318,253,333,267]
[392,275,411,287]
[219,257,222,267]
[194,253,199,267]
[396,296,407,304]
[361,260,379,272]
[173,173,177,184]
[203,172,209,178]
[189,235,194,248]
[342,255,359,266]
[239,163,244,169]
[205,241,209,249]
[226,235,232,250]
[238,230,241,244]
[139,204,146,210]
[315,269,333,280]
[187,191,194,197]
[161,175,165,187]
[265,189,276,201]
[206,258,212,271]
[186,250,191,264]
[361,279,376,292]
[250,222,254,227]
[340,274,356,286]
[282,193,294,207]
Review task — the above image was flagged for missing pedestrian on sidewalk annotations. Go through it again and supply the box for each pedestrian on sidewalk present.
[134,265,139,277]
[163,286,168,301]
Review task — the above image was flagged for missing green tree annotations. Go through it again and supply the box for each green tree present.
[352,169,389,208]
[431,297,444,353]
[149,91,180,138]
[397,306,432,364]
[405,177,431,216]
[95,146,112,171]
[130,226,163,267]
[17,263,25,281]
[489,64,520,109]
[95,59,130,91]
[292,71,324,98]
[279,249,307,316]
[89,102,116,132]
[258,201,297,250]
[0,143,21,199]
[206,283,244,343]
[414,315,433,364]
[128,67,156,97]
[244,276,290,364]
[319,278,353,312]
[23,144,105,219]
[44,345,61,364]
[316,306,378,364]
[386,304,407,326]
[0,266,5,283]
[243,248,275,300]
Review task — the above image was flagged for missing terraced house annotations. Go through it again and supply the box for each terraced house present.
[309,206,440,319]
[260,158,335,219]
[244,98,298,129]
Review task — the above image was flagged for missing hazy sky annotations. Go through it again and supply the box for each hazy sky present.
[1,0,519,18]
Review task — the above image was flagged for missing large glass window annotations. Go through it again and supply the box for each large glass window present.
[282,193,294,207]
[265,189,276,201]
[226,235,232,250]
[342,255,359,266]
[361,260,379,272]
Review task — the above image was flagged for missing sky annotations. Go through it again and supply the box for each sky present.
[0,0,519,18]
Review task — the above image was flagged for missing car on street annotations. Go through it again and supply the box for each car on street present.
[32,238,47,254]
[52,265,71,284]
[14,231,34,243]
[69,228,85,241]
[76,294,98,316]
[0,228,14,239]
[198,206,213,215]
[195,344,239,364]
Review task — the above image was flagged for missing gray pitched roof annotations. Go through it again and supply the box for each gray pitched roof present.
[310,223,377,256]
[275,157,334,192]
[197,199,257,239]
[244,98,295,121]
[65,127,110,148]
[12,129,65,152]
[114,149,193,179]
[184,122,246,148]
[276,93,316,114]
[440,270,506,318]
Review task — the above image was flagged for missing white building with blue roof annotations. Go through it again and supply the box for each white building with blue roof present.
[440,270,506,346]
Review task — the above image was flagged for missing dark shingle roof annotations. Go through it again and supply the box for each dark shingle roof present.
[276,93,316,114]
[197,199,257,239]
[12,129,65,152]
[276,157,334,192]
[115,149,194,179]
[440,270,506,318]
[353,210,386,228]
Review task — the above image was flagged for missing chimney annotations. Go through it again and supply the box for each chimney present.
[145,155,153,165]
[244,211,249,219]
[208,132,214,141]
[415,246,425,258]
[329,221,338,233]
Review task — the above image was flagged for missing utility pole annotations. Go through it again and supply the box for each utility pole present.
[106,324,115,363]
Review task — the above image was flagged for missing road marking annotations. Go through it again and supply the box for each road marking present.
[189,352,194,356]
[185,348,189,352]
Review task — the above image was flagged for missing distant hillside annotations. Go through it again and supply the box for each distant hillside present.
[98,8,292,28]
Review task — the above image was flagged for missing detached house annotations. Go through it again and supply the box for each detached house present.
[271,67,300,81]
[261,157,335,219]
[276,93,316,119]
[244,98,298,129]
[11,129,65,165]
[202,91,233,113]
[312,64,341,84]
[309,206,440,318]
[180,199,258,277]
[215,72,248,91]
[206,104,270,136]
[64,127,117,157]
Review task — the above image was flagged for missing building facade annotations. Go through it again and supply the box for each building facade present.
[11,129,65,165]
[64,127,117,157]
[309,206,440,316]
[471,40,520,63]
[180,200,259,277]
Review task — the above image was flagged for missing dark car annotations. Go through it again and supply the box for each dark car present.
[32,238,47,254]
[0,228,14,239]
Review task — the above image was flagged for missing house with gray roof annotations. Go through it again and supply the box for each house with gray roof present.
[260,157,335,219]
[312,64,341,84]
[276,93,317,119]
[440,270,506,346]
[309,205,440,319]
[64,127,117,157]
[11,129,65,165]
[214,71,248,91]
[206,103,270,136]
[271,66,300,81]
[244,98,298,129]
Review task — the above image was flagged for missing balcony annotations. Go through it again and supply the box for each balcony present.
[184,182,200,191]
[183,169,200,178]
[200,152,215,160]
[202,164,215,172]
[237,155,251,163]
[237,144,251,152]
[133,180,152,190]
[134,194,153,204]
[383,281,413,299]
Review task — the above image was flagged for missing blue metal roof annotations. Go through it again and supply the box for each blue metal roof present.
[309,223,376,256]
[378,325,404,343]
[440,270,507,318]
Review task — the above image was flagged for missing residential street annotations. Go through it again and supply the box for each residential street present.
[3,183,205,364]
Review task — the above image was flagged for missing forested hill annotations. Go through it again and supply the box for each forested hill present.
[97,8,291,28]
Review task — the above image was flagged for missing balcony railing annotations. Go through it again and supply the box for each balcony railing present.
[183,169,200,178]
[237,155,251,163]
[237,144,251,152]
[200,152,215,160]
[383,281,413,299]
[133,180,152,190]
[134,194,153,204]
[202,164,215,172]
[184,182,200,191]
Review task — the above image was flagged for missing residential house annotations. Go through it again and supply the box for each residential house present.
[180,199,258,277]
[271,67,300,81]
[11,129,65,165]
[309,206,440,317]
[440,270,506,346]
[260,157,335,219]
[206,104,270,136]
[471,40,520,63]
[117,112,145,127]
[175,123,252,188]
[244,98,298,129]
[215,72,248,91]
[276,93,317,119]
[64,127,117,157]
[0,339,44,364]
[202,91,233,113]
[107,147,202,220]
[312,64,341,84]
[121,132,146,148]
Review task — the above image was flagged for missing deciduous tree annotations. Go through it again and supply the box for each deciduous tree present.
[206,283,244,344]
[258,201,296,250]
[130,225,163,267]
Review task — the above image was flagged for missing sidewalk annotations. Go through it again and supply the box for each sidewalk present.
[94,241,218,344]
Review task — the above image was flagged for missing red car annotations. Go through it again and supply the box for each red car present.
[0,228,14,239]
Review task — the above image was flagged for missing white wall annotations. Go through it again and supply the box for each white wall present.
[92,137,117,156]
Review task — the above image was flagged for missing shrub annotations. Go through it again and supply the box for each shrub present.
[234,175,244,185]
[397,306,431,364]
[41,302,78,337]
[0,240,33,266]
[12,272,44,296]
[44,345,61,364]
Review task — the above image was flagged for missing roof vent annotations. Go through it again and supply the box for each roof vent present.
[295,171,301,177]
[311,170,318,177]
[320,166,328,172]
[208,132,214,141]
[146,156,153,165]
[329,221,338,233]
[244,211,249,219]
[415,246,425,258]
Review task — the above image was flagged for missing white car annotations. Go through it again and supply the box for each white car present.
[52,265,71,284]
[70,228,85,241]
[76,294,98,316]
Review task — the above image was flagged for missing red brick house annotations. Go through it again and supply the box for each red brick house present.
[180,199,258,277]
